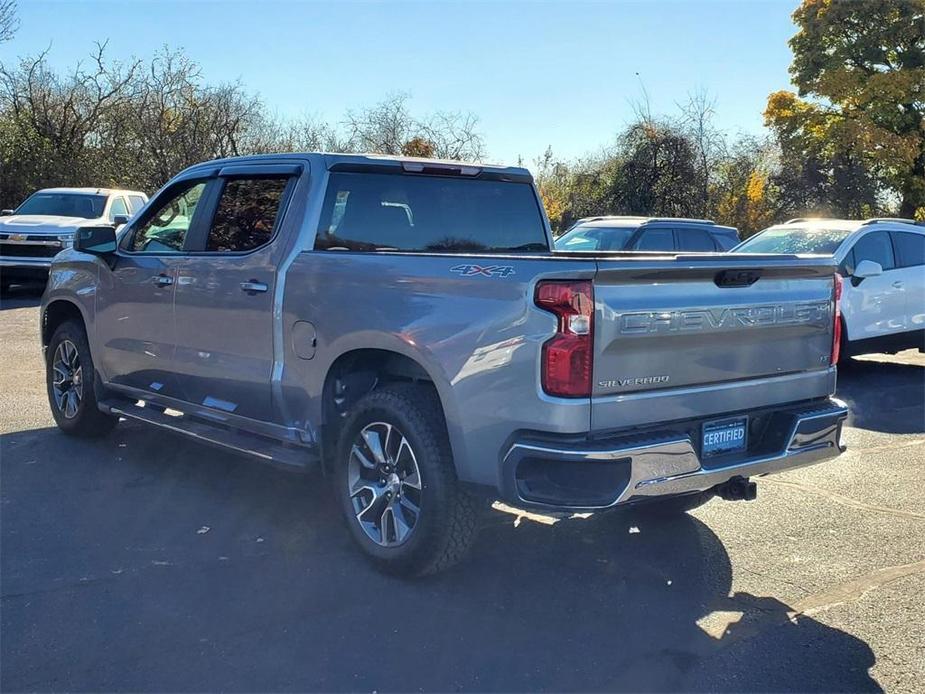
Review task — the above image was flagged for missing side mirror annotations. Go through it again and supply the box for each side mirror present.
[74,225,117,256]
[112,214,130,227]
[852,259,883,282]
[1,209,14,216]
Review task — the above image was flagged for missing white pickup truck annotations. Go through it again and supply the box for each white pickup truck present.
[0,187,147,290]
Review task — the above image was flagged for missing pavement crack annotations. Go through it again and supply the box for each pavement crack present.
[790,558,925,617]
[762,478,925,521]
[700,559,925,656]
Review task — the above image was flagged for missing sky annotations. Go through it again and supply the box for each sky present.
[1,0,801,166]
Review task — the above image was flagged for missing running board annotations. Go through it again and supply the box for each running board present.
[99,398,317,471]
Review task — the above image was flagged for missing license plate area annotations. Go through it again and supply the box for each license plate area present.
[702,416,748,457]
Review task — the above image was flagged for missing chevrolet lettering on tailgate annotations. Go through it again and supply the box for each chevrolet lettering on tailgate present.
[619,301,830,335]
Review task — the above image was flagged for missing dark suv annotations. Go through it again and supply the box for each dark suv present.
[554,216,740,253]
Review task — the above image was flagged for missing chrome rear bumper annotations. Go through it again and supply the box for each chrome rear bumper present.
[501,398,848,512]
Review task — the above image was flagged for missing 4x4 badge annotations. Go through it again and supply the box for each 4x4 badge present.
[450,264,515,278]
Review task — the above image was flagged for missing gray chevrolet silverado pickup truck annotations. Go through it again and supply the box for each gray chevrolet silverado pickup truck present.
[40,153,848,575]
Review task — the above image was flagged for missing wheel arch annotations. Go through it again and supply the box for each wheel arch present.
[42,298,88,347]
[319,347,462,474]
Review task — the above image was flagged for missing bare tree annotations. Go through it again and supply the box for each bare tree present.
[344,92,414,155]
[113,47,266,191]
[0,0,18,43]
[0,44,486,209]
[679,89,727,217]
[344,92,484,160]
[419,110,484,161]
[0,42,142,204]
[244,113,348,154]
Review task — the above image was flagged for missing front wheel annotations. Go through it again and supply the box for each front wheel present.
[46,320,117,437]
[335,384,478,576]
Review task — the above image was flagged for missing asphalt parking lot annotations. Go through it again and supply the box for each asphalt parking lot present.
[1,285,923,693]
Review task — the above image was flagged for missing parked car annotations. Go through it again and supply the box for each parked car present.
[733,218,924,360]
[554,216,740,252]
[0,187,148,290]
[40,153,847,575]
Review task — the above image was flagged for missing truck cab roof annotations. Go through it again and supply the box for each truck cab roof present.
[179,152,532,181]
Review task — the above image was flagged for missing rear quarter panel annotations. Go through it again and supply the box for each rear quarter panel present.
[279,252,595,487]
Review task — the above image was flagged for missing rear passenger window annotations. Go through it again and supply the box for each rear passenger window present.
[851,232,895,271]
[676,228,716,252]
[634,228,675,251]
[891,232,924,267]
[108,197,128,222]
[128,195,146,214]
[205,178,289,252]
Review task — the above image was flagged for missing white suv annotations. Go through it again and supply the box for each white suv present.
[0,187,148,290]
[733,218,924,360]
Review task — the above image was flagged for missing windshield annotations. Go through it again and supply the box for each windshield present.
[15,193,107,219]
[315,172,549,252]
[555,224,636,252]
[733,226,852,255]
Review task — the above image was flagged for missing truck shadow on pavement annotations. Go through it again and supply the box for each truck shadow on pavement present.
[837,354,924,435]
[1,421,881,692]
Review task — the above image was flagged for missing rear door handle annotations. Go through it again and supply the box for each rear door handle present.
[892,281,904,288]
[153,274,173,287]
[240,280,268,294]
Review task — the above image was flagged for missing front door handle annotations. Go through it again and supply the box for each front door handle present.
[892,281,904,289]
[153,274,173,287]
[240,280,268,295]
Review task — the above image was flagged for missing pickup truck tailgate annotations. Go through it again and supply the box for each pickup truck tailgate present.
[590,255,837,431]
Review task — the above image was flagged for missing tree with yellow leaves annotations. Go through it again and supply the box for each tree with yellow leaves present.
[765,0,925,218]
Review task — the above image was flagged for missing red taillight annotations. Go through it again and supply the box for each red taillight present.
[831,273,843,366]
[535,280,594,397]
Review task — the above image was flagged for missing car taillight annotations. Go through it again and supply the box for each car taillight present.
[535,280,594,397]
[831,273,843,366]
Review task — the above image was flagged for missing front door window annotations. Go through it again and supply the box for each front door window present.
[129,182,207,253]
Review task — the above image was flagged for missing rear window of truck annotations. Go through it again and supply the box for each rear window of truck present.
[314,172,549,253]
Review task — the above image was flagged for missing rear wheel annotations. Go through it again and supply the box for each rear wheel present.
[335,383,478,576]
[46,320,117,437]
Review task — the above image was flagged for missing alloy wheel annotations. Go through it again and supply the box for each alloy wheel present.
[52,339,83,419]
[347,421,423,547]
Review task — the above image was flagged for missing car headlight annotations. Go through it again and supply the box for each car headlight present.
[58,234,74,249]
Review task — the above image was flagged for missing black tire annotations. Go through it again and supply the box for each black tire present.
[46,320,118,437]
[630,490,715,517]
[334,383,478,576]
[837,318,853,367]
